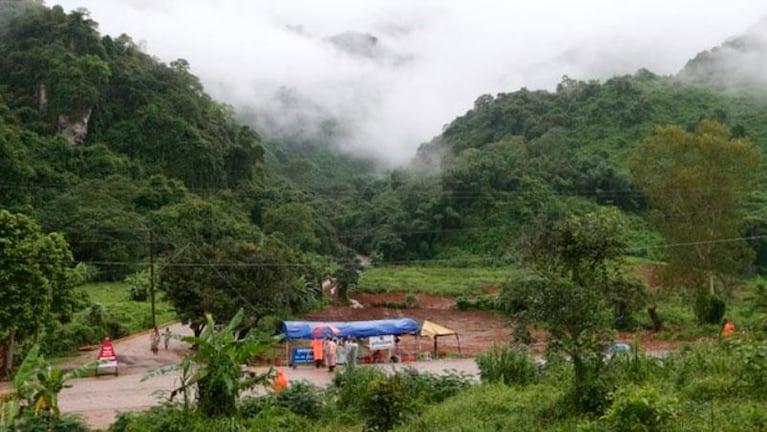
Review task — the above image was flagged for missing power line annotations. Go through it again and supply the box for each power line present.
[627,234,767,252]
[0,179,764,197]
[5,233,767,268]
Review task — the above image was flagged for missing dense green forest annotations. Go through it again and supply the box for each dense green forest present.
[4,1,767,276]
[1,0,767,345]
[3,1,767,431]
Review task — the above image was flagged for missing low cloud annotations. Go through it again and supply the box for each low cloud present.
[53,0,767,167]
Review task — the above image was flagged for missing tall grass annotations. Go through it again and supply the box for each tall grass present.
[78,282,176,333]
[357,266,512,297]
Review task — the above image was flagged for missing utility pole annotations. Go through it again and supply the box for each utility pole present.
[149,228,156,329]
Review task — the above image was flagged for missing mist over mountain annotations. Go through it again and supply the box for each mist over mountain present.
[52,0,767,167]
[4,0,767,278]
[680,17,767,89]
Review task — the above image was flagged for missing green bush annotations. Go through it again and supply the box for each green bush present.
[40,304,129,356]
[109,402,314,432]
[109,404,193,432]
[736,342,767,398]
[244,405,312,431]
[602,384,678,432]
[361,374,413,432]
[454,296,471,310]
[330,366,472,431]
[476,345,539,385]
[396,368,473,403]
[11,414,90,432]
[124,270,150,302]
[274,380,326,419]
[454,294,498,311]
[567,358,614,414]
[395,383,564,432]
[604,345,664,384]
[239,396,270,418]
[665,342,739,394]
[332,366,387,416]
[694,291,726,325]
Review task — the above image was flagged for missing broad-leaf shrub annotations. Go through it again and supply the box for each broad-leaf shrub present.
[332,365,387,416]
[694,292,726,325]
[476,345,539,385]
[361,374,411,432]
[397,368,473,403]
[274,380,326,419]
[736,342,767,398]
[602,384,678,432]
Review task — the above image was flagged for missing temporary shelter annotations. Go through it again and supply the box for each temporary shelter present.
[419,320,461,355]
[279,318,420,340]
[279,318,421,366]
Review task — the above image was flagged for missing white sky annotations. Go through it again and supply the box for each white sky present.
[52,0,767,166]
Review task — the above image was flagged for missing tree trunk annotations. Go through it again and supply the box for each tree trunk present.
[1,330,15,378]
[0,339,7,378]
[647,306,663,332]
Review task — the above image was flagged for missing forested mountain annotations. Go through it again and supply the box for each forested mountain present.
[0,1,380,287]
[680,17,767,88]
[360,51,767,267]
[2,0,767,279]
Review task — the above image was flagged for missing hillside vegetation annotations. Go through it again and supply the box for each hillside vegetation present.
[3,2,767,430]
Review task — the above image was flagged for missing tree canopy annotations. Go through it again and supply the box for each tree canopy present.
[0,209,76,376]
[630,120,762,289]
[159,238,311,333]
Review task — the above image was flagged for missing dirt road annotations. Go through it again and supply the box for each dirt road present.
[55,323,193,430]
[7,292,677,431]
[50,322,481,431]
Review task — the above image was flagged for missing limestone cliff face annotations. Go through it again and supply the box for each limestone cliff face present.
[58,107,91,145]
[37,82,47,111]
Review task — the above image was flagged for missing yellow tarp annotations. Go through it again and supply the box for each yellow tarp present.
[420,320,456,338]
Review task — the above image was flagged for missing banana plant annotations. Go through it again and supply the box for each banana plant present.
[143,308,282,417]
[0,397,20,430]
[1,345,94,422]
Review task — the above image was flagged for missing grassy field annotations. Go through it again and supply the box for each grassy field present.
[77,282,177,334]
[356,265,513,297]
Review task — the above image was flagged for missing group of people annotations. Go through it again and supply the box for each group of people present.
[149,327,172,354]
[311,336,359,372]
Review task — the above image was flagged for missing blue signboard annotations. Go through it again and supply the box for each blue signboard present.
[291,347,314,366]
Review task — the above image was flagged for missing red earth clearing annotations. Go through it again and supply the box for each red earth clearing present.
[302,292,681,357]
[304,293,511,357]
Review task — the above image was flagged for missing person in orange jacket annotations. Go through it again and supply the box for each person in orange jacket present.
[311,337,324,368]
[272,368,288,393]
[721,319,736,338]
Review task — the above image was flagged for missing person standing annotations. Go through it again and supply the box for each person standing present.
[721,319,736,339]
[272,368,289,393]
[326,338,338,372]
[150,328,160,355]
[336,338,347,365]
[163,327,171,350]
[346,337,359,367]
[311,337,324,368]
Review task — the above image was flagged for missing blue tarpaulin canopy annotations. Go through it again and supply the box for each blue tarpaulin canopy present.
[279,318,420,340]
